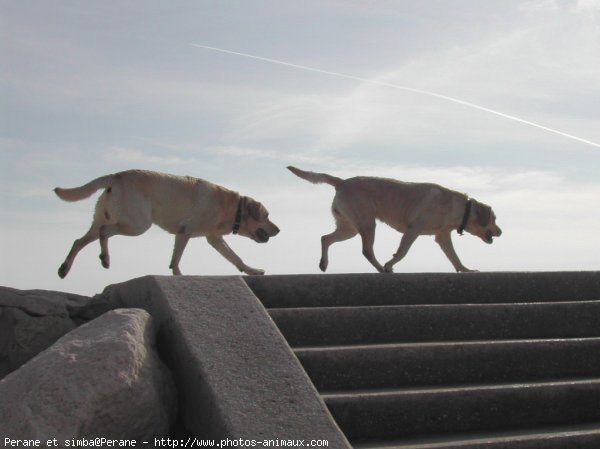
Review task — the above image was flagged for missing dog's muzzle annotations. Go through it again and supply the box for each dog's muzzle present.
[485,227,502,244]
[256,229,269,243]
[255,227,279,243]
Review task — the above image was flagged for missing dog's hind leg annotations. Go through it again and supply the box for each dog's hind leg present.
[383,230,419,273]
[98,218,152,269]
[98,224,117,269]
[358,222,385,273]
[169,231,190,275]
[58,225,100,278]
[320,220,357,272]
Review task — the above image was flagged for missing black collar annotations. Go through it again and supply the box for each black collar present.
[457,198,473,235]
[232,196,244,234]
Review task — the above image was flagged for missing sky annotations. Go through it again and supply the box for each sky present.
[1,0,599,297]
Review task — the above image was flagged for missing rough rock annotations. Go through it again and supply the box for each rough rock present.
[0,308,177,442]
[74,284,128,322]
[0,286,91,378]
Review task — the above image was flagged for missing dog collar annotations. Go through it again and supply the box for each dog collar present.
[232,196,244,234]
[457,198,473,235]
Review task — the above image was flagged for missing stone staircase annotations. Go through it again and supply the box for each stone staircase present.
[246,271,600,449]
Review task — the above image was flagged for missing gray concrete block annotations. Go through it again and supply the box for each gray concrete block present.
[296,338,600,391]
[352,425,600,448]
[103,275,351,446]
[248,271,600,447]
[325,380,600,441]
[246,271,600,308]
[270,301,600,346]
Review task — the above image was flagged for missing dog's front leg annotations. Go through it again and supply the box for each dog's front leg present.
[435,232,476,273]
[206,235,265,276]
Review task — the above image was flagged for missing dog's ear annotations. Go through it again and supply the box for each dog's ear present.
[475,202,492,227]
[246,199,262,221]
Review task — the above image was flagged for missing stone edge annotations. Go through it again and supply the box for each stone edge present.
[104,275,351,446]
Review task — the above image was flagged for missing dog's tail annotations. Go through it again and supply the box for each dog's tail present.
[54,174,114,202]
[287,166,343,188]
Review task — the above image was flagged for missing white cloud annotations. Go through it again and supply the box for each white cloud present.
[311,4,600,152]
[576,0,600,12]
[213,145,336,166]
[518,0,562,13]
[214,7,600,155]
[105,147,194,166]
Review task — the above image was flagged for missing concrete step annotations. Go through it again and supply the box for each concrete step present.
[270,301,600,346]
[295,338,600,391]
[249,272,600,447]
[352,424,600,449]
[323,379,600,441]
[247,272,600,308]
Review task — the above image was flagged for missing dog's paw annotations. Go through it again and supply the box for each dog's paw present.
[319,258,328,272]
[99,253,110,269]
[383,262,395,273]
[245,267,265,276]
[58,263,69,279]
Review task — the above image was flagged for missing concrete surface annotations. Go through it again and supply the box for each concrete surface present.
[246,271,600,448]
[270,301,600,346]
[296,338,600,391]
[325,379,600,441]
[100,275,351,446]
[53,271,600,448]
[353,425,600,449]
[246,271,600,308]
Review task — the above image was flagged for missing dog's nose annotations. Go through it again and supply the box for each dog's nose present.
[272,226,280,236]
[496,227,502,237]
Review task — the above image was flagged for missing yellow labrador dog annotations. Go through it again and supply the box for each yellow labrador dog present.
[288,166,501,273]
[55,169,279,278]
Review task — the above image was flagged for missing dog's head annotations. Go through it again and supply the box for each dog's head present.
[466,200,502,244]
[238,197,280,243]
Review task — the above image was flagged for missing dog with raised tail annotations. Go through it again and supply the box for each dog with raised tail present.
[54,169,280,278]
[287,166,501,273]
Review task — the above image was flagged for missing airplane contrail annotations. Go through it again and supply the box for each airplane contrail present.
[190,43,600,149]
